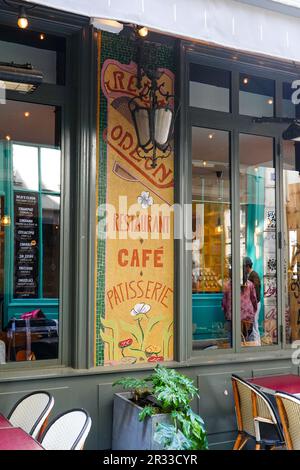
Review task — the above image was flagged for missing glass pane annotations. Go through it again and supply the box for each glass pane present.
[0,196,5,332]
[240,134,277,347]
[0,40,57,84]
[189,64,230,112]
[0,80,62,361]
[282,82,300,119]
[0,26,65,85]
[283,140,300,343]
[0,101,58,146]
[13,144,38,191]
[239,74,275,117]
[41,148,61,192]
[192,127,232,350]
[42,195,60,298]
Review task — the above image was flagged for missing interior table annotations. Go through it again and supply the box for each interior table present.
[0,413,12,429]
[0,427,44,450]
[248,374,300,397]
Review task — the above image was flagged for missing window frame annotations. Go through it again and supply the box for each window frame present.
[179,41,300,360]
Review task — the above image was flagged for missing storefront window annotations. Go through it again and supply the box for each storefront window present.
[239,74,275,117]
[283,140,300,343]
[189,64,231,112]
[239,134,277,347]
[192,127,232,350]
[0,31,64,363]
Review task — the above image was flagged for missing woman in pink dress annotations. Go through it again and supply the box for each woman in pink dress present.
[222,273,257,344]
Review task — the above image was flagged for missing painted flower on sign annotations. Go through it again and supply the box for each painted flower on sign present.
[137,191,154,209]
[130,303,151,317]
[118,338,133,349]
[145,345,161,357]
[147,355,164,363]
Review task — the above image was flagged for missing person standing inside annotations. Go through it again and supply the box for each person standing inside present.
[243,257,261,345]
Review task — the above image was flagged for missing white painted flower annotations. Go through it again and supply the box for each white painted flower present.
[137,191,154,209]
[131,303,151,316]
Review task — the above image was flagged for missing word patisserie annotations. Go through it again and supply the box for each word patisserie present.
[106,279,173,310]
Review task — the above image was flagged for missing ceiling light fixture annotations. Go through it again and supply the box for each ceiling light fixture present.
[90,18,124,34]
[2,1,37,30]
[17,6,28,29]
[136,26,148,37]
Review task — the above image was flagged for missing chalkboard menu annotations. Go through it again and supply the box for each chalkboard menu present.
[14,192,39,298]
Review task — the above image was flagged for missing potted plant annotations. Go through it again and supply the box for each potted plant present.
[112,364,208,450]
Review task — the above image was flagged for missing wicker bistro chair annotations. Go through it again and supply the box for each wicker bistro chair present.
[232,374,285,450]
[40,408,92,450]
[275,392,300,450]
[8,391,54,440]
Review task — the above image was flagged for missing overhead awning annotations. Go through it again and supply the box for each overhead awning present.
[24,0,300,63]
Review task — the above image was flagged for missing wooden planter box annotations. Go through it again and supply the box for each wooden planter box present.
[112,392,171,450]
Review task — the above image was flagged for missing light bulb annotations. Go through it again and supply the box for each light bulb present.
[40,33,45,40]
[137,26,148,37]
[1,215,10,226]
[17,8,29,29]
[24,112,30,118]
[243,77,249,85]
[5,135,11,141]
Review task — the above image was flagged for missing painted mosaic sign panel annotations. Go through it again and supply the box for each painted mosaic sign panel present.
[99,59,174,366]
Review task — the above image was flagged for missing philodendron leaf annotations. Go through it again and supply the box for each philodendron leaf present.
[138,405,157,422]
[154,423,192,450]
[112,377,150,390]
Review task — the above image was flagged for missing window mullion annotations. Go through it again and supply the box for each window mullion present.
[38,146,43,299]
[276,136,285,349]
[232,129,241,353]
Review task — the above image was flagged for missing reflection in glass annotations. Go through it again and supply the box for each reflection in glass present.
[42,195,60,298]
[192,127,232,350]
[13,144,38,191]
[0,101,57,147]
[189,64,230,112]
[240,134,277,347]
[239,74,275,117]
[283,141,300,343]
[0,197,4,332]
[41,148,61,192]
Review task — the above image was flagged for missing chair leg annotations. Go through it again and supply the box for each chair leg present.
[233,433,249,450]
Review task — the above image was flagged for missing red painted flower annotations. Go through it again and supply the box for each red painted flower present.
[147,355,164,363]
[118,338,133,349]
